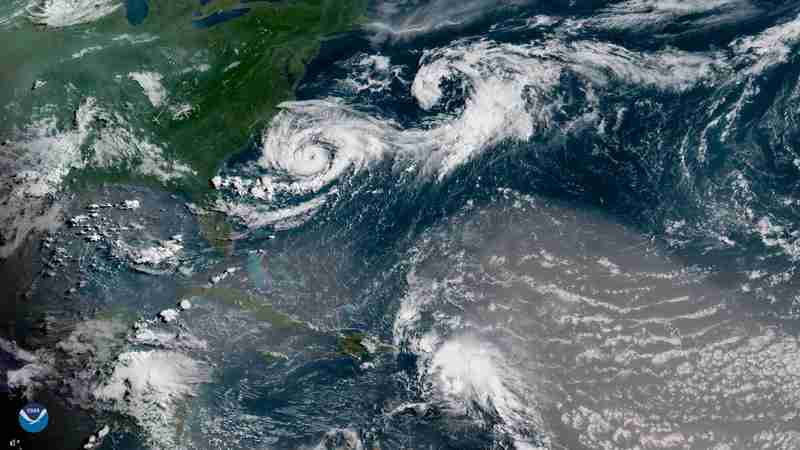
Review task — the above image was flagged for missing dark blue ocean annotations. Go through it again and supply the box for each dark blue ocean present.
[5,1,800,449]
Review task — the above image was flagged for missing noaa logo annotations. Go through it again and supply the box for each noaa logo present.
[18,402,48,433]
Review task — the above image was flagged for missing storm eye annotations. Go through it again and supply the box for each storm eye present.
[286,141,333,178]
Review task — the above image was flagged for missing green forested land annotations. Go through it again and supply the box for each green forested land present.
[164,0,369,194]
[60,0,368,195]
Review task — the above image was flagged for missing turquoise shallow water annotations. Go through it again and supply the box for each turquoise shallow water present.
[4,1,800,449]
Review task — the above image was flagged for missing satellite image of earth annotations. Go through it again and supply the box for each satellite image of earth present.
[2,0,800,449]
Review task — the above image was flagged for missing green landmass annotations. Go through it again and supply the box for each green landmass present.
[50,0,368,197]
[180,286,307,331]
[337,332,369,360]
[260,350,289,363]
[196,211,236,255]
[162,0,369,195]
[17,0,370,248]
